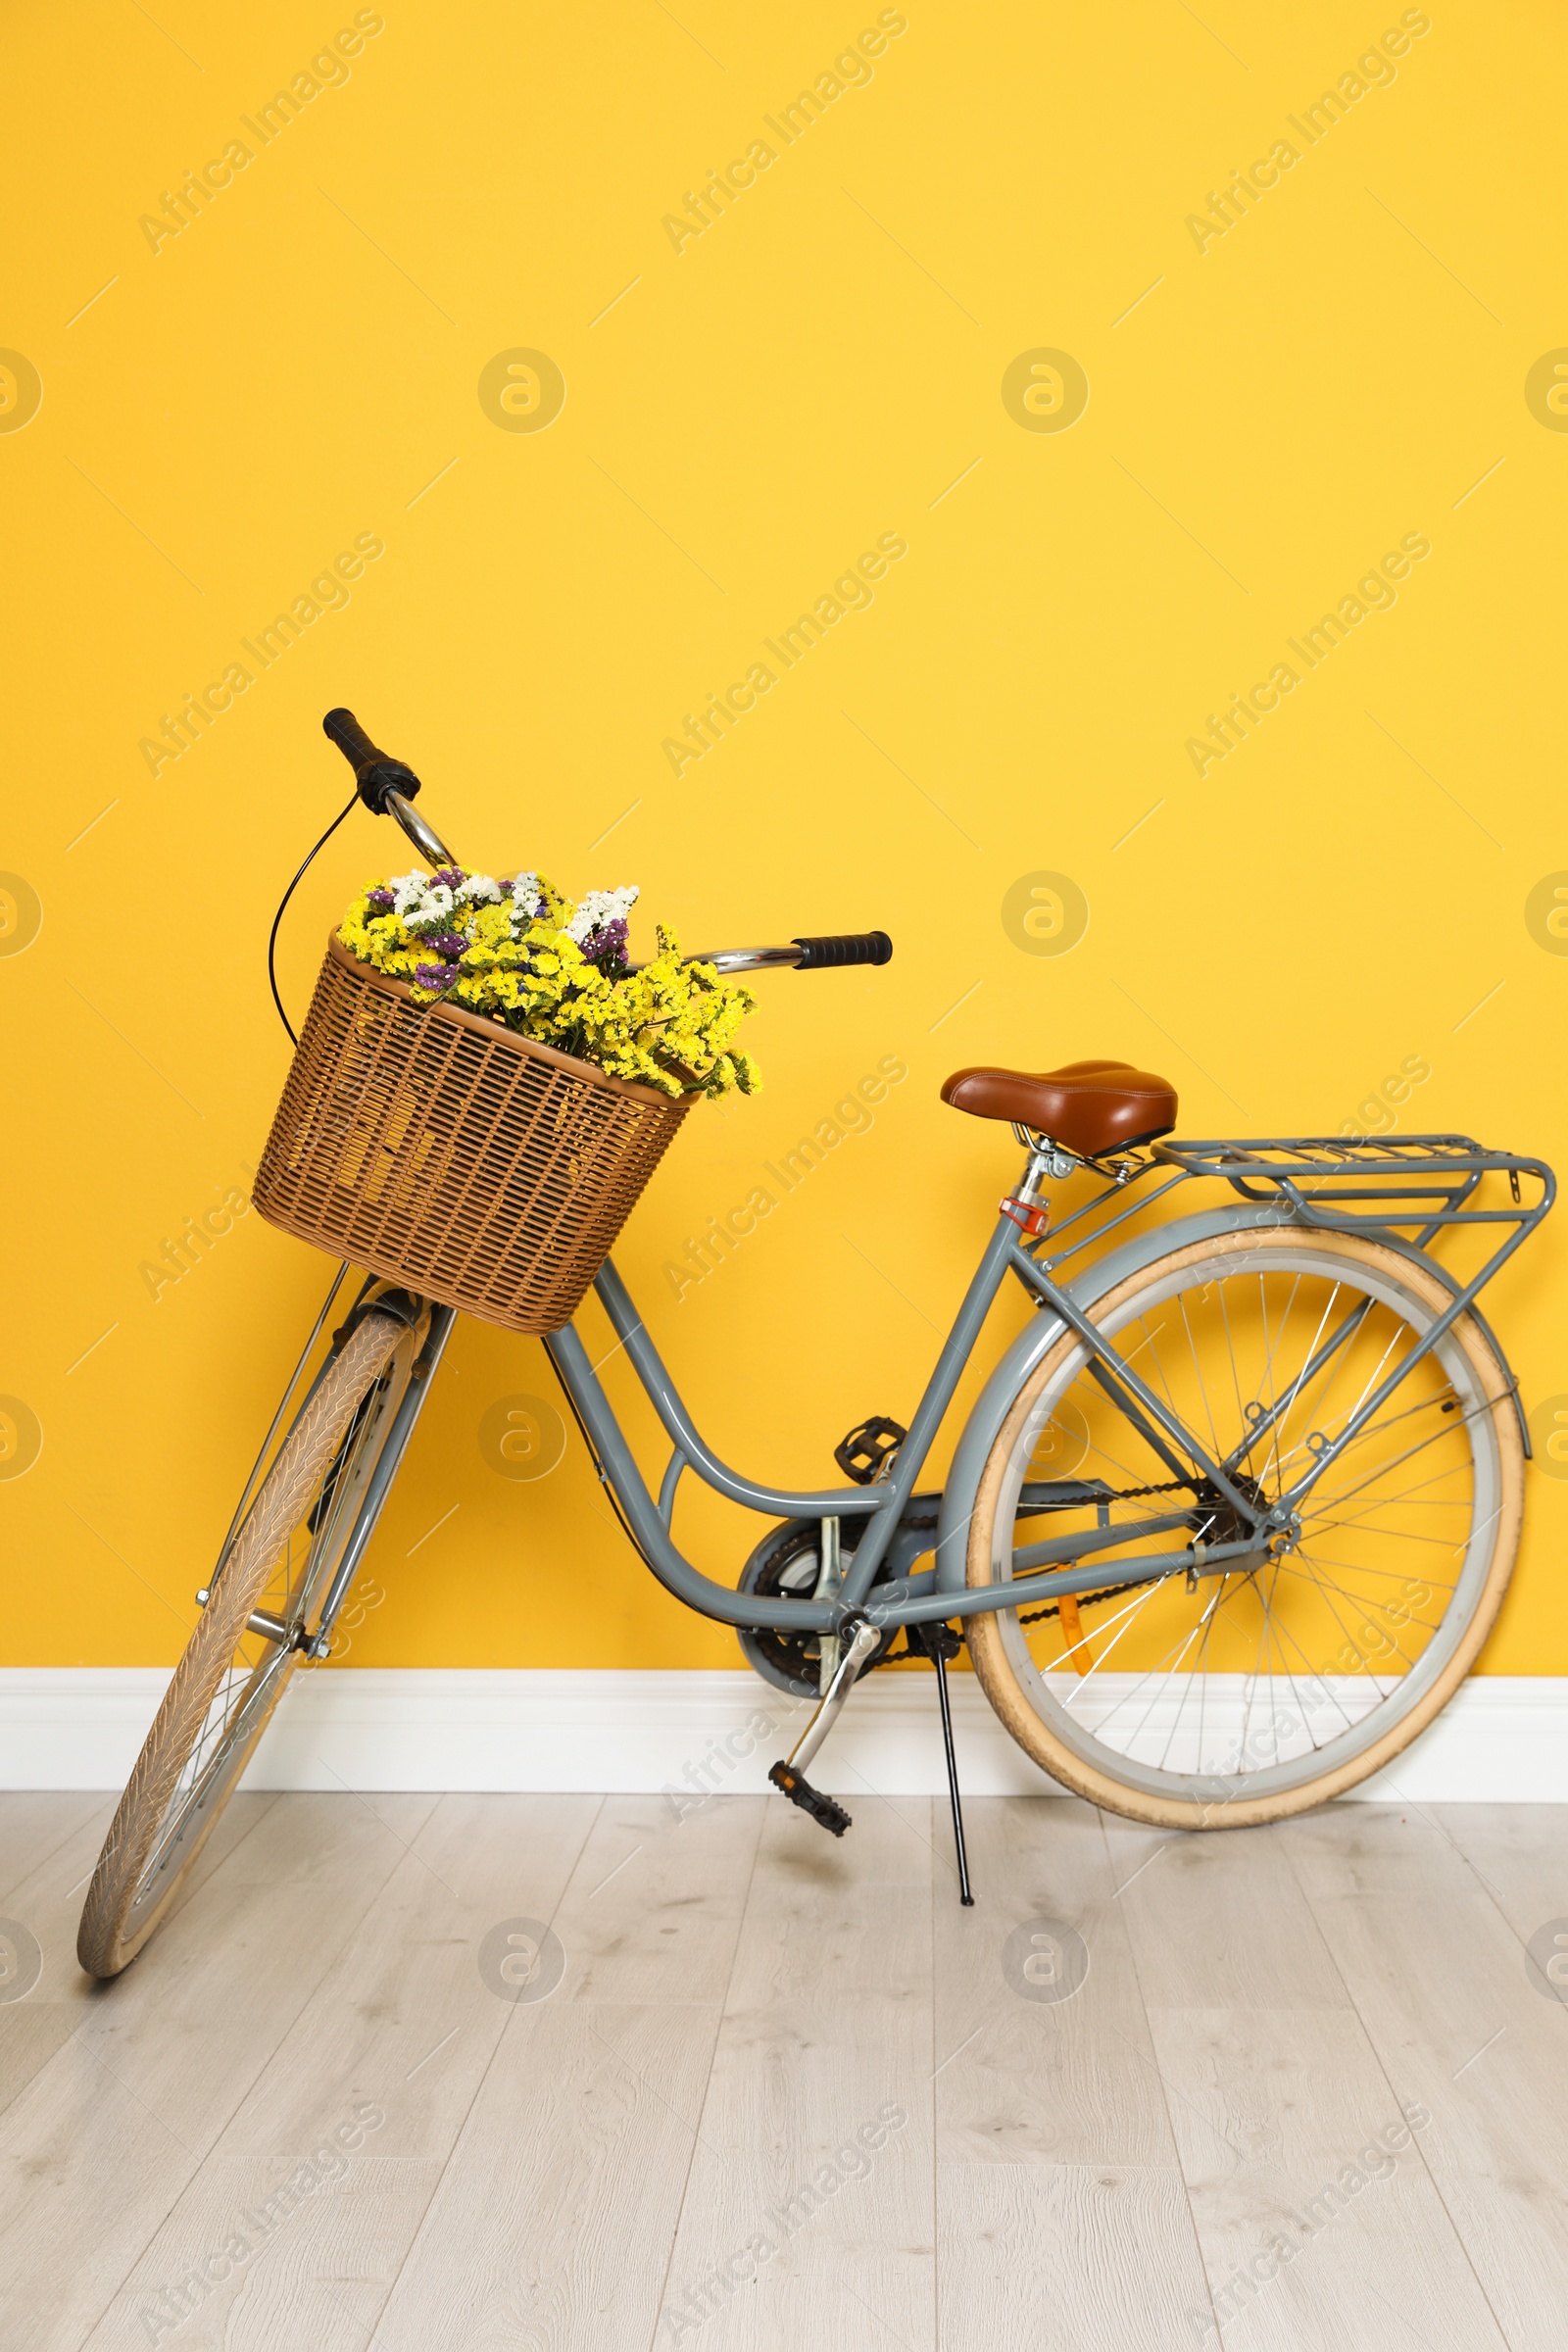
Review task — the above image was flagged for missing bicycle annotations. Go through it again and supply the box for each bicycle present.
[76,710,1555,1977]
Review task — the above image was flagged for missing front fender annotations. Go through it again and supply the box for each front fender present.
[931,1200,1525,1592]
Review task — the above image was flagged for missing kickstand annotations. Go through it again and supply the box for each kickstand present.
[919,1625,974,1906]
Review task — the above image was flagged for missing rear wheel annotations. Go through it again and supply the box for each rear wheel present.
[77,1307,419,1978]
[966,1228,1523,1828]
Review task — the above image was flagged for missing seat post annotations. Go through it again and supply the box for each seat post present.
[999,1131,1061,1242]
[1015,1139,1054,1212]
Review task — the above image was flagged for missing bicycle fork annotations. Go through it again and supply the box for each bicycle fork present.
[308,1303,459,1653]
[207,1298,458,1658]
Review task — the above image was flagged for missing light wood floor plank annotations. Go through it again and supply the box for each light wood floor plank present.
[0,2004,80,2144]
[935,1796,1179,2167]
[0,1791,275,2126]
[177,1787,425,1892]
[1429,1800,1568,1941]
[79,1794,602,2349]
[367,1999,723,2348]
[88,2154,445,2352]
[367,1792,761,2348]
[553,1790,766,2006]
[0,1798,115,2126]
[939,2162,1213,2351]
[1102,1815,1352,2012]
[4,1797,115,1999]
[656,1797,935,2352]
[0,1792,109,1908]
[0,1794,436,2351]
[1124,1813,1514,2347]
[222,1792,602,2161]
[1146,2002,1509,2351]
[1285,1803,1568,2352]
[0,1788,276,2080]
[69,1796,442,2139]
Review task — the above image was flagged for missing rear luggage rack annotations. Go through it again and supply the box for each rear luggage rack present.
[1153,1134,1553,1239]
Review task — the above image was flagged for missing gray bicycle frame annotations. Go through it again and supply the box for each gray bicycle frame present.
[342,782,1552,1652]
[530,1134,1551,1644]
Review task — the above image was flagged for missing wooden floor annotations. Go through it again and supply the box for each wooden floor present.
[2,1790,1566,2350]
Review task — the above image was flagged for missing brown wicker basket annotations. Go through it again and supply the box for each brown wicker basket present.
[254,935,694,1334]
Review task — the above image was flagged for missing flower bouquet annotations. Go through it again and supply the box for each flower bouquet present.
[337,865,760,1102]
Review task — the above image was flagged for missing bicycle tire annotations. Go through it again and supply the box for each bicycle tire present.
[966,1228,1523,1829]
[76,1310,408,1978]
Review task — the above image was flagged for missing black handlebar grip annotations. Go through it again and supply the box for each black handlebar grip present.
[790,932,894,971]
[322,708,423,813]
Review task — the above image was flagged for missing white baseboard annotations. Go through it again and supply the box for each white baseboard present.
[2,1669,1567,1802]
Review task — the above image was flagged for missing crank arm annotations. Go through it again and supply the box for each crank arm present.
[786,1619,882,1777]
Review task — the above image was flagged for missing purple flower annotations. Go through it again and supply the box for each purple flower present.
[431,865,466,891]
[414,960,459,991]
[426,931,467,960]
[581,918,628,972]
[366,888,395,912]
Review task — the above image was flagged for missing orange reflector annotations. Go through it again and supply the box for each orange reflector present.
[1058,1592,1091,1676]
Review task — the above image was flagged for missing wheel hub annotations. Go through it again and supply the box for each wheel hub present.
[1190,1471,1277,1559]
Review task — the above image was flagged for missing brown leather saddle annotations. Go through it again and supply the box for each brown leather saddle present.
[941,1057,1178,1159]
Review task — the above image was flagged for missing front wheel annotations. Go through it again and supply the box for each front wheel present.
[76,1307,418,1978]
[966,1227,1523,1829]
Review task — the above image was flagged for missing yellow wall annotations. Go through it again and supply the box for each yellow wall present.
[5,0,1567,1674]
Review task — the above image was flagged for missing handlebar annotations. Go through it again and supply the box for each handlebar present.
[323,708,423,811]
[791,932,893,970]
[321,709,891,974]
[683,934,893,974]
[323,708,458,866]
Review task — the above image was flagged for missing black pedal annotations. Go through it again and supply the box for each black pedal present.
[833,1415,907,1485]
[768,1761,853,1837]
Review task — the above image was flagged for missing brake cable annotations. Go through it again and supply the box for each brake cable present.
[267,792,359,1044]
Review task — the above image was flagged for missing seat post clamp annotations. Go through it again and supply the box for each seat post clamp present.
[999,1194,1049,1237]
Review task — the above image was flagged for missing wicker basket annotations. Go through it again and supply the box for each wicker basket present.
[254,935,694,1334]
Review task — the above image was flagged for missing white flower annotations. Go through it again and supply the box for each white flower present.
[564,885,639,945]
[457,873,502,906]
[401,881,456,935]
[505,871,549,940]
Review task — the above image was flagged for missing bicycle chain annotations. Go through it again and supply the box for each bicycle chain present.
[1011,1473,1198,1632]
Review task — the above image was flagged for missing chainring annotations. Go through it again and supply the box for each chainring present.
[736,1519,903,1695]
